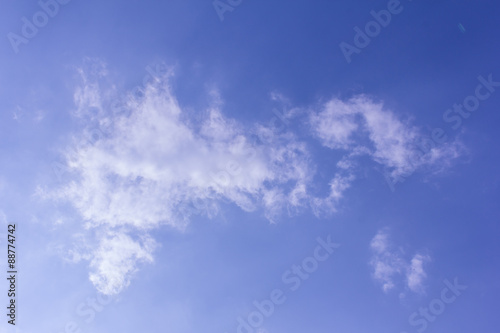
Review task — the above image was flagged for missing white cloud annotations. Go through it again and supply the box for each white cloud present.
[309,98,359,150]
[407,253,431,293]
[89,232,157,295]
[40,62,331,294]
[370,228,390,254]
[369,229,430,294]
[369,229,405,292]
[311,173,355,217]
[47,80,315,232]
[310,95,463,181]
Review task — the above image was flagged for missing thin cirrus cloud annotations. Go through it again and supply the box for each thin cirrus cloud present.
[369,229,431,294]
[309,95,464,182]
[37,61,458,295]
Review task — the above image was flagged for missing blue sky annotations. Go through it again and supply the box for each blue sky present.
[1,0,499,332]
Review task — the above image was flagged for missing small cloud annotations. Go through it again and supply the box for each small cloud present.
[369,229,430,294]
[33,110,45,123]
[89,232,157,295]
[311,173,355,217]
[369,229,405,292]
[406,253,431,293]
[12,106,24,122]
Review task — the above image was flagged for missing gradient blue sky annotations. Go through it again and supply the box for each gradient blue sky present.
[1,0,499,332]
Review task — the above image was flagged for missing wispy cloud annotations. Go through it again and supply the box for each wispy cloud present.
[369,229,430,294]
[38,61,328,294]
[406,253,431,293]
[309,95,463,181]
[89,233,157,295]
[311,173,355,217]
[369,229,405,292]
